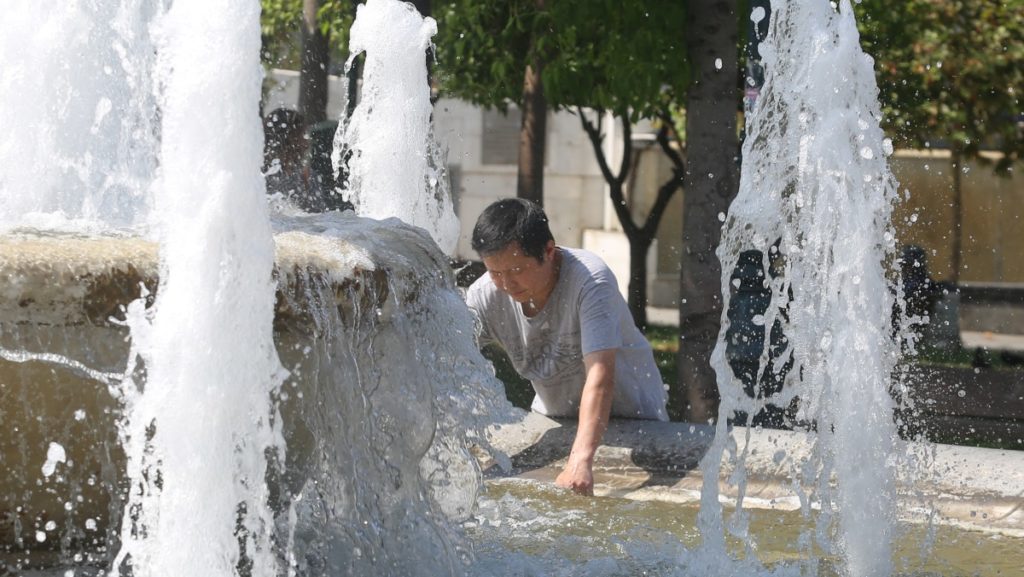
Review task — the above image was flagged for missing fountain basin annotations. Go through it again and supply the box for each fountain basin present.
[0,215,490,573]
[484,413,1024,538]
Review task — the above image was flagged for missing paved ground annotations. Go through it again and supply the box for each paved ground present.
[646,306,680,327]
[962,330,1024,353]
[652,307,1024,353]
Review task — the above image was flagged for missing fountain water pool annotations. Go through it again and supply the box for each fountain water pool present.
[1,0,1022,575]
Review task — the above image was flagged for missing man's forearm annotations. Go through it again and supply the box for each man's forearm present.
[569,368,614,464]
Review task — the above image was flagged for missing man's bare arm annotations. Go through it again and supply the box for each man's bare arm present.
[555,349,615,496]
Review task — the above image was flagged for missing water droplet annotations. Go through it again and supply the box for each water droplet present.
[718,212,726,222]
[859,146,874,159]
[957,389,966,398]
[41,442,66,478]
[36,531,46,543]
[86,518,97,531]
[752,314,766,326]
[882,138,894,156]
[910,213,919,223]
[45,520,57,531]
[714,58,723,70]
[732,278,741,288]
[74,409,86,421]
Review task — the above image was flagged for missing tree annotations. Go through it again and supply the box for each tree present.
[518,0,547,206]
[299,0,330,127]
[857,0,1024,283]
[261,0,359,127]
[678,0,740,424]
[577,111,685,329]
[434,0,550,205]
[436,0,690,327]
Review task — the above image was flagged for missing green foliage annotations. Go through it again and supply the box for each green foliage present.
[316,0,357,52]
[261,0,303,67]
[260,0,356,69]
[857,0,1024,169]
[482,344,533,409]
[434,0,689,118]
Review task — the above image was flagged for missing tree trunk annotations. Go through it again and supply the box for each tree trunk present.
[299,0,330,128]
[950,148,963,284]
[679,0,739,424]
[517,60,546,206]
[629,238,652,329]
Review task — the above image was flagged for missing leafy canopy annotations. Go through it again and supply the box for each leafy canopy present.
[433,0,689,120]
[857,0,1024,169]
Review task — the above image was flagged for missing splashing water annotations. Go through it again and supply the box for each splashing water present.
[333,0,460,255]
[110,1,286,575]
[0,0,159,233]
[702,1,904,576]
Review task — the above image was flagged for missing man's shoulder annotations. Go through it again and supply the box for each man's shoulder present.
[562,247,612,271]
[560,247,617,288]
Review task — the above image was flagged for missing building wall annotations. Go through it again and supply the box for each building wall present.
[632,148,1024,308]
[890,150,1024,284]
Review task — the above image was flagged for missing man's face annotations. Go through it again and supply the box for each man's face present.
[481,241,557,306]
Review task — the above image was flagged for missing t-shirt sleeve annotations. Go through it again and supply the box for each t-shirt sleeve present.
[578,275,623,355]
[465,281,496,348]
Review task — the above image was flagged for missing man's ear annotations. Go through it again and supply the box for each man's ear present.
[543,240,556,260]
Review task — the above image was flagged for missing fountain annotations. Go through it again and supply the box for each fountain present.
[704,1,903,575]
[1,0,1022,576]
[1,0,512,574]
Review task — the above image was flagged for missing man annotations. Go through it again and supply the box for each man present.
[466,198,668,496]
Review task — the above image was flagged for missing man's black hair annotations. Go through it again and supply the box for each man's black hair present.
[471,198,554,261]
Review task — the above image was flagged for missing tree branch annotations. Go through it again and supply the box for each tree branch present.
[578,107,617,185]
[577,107,638,238]
[655,108,685,172]
[641,168,683,240]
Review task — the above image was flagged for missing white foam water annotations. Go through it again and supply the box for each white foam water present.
[333,0,461,256]
[265,212,516,576]
[701,1,905,576]
[0,0,159,234]
[110,1,286,575]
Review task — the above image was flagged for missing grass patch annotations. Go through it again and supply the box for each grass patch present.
[481,344,533,410]
[913,343,1024,370]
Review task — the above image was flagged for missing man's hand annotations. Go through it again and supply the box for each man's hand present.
[555,455,594,496]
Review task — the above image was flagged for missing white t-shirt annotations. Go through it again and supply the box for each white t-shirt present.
[466,247,668,421]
